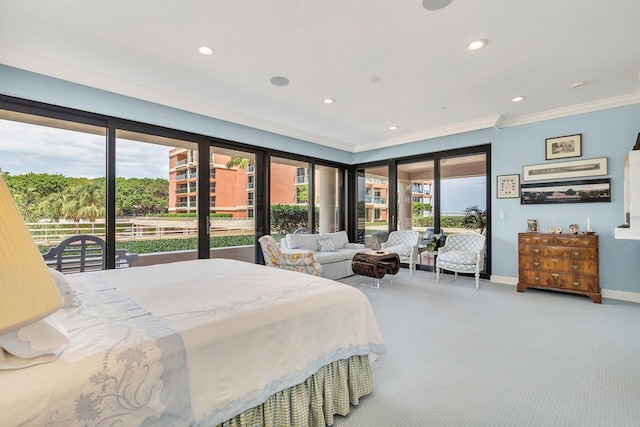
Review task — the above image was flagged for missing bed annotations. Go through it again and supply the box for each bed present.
[0,258,385,426]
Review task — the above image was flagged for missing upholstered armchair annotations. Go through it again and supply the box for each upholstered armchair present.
[436,233,486,289]
[380,230,421,277]
[258,235,323,276]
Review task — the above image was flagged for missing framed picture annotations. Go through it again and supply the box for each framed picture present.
[545,134,582,160]
[522,157,607,182]
[497,174,520,198]
[526,219,539,233]
[520,178,611,205]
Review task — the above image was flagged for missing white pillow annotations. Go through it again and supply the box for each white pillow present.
[320,231,349,249]
[288,233,321,251]
[0,309,69,361]
[49,268,80,308]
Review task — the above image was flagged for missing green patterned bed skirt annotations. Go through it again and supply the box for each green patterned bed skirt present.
[219,355,372,427]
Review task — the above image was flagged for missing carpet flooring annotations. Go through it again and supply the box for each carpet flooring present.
[334,269,640,426]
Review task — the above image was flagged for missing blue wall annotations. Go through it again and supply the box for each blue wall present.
[2,65,639,296]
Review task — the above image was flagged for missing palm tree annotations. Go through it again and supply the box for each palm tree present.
[225,156,253,169]
[38,193,65,222]
[63,181,105,233]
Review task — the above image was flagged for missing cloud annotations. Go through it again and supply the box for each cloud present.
[0,119,169,179]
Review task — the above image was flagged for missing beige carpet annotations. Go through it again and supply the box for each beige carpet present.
[335,269,640,426]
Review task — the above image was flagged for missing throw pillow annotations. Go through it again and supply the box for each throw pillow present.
[48,268,81,308]
[317,237,336,252]
[320,231,349,249]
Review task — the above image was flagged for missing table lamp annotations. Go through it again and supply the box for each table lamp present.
[0,175,62,335]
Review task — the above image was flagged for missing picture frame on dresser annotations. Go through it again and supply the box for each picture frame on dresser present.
[545,134,582,160]
[526,219,539,233]
[497,174,520,198]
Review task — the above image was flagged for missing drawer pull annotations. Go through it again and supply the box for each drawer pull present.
[571,265,579,269]
[551,273,560,278]
[573,281,580,286]
[551,246,559,250]
[542,239,550,243]
[533,249,540,253]
[571,238,579,242]
[552,258,559,262]
[533,262,540,266]
[572,251,580,256]
[559,239,569,244]
[534,276,540,281]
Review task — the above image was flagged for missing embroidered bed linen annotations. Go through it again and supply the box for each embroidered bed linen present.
[0,258,385,426]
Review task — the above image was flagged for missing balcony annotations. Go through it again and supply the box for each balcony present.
[175,188,191,194]
[246,182,255,189]
[365,195,387,204]
[295,176,308,184]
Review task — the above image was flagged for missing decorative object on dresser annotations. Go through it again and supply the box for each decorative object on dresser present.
[569,224,580,234]
[517,233,600,303]
[545,133,582,160]
[526,219,539,233]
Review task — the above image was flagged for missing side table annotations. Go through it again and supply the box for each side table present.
[352,251,400,288]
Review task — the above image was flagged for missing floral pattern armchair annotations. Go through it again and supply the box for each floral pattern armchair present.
[436,233,486,289]
[380,230,421,277]
[258,235,323,276]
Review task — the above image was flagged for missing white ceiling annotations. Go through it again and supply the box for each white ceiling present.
[1,0,639,153]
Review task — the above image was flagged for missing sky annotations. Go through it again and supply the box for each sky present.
[0,119,170,179]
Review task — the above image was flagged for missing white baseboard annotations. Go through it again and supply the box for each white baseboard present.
[490,275,517,286]
[489,275,640,304]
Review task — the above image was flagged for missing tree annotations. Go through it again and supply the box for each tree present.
[462,205,487,234]
[226,157,253,169]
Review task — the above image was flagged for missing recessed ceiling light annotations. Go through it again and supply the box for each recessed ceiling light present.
[422,0,454,11]
[389,125,399,130]
[468,39,487,50]
[440,106,448,111]
[270,76,290,86]
[370,76,381,83]
[571,81,586,89]
[198,46,215,55]
[512,96,525,102]
[323,98,335,104]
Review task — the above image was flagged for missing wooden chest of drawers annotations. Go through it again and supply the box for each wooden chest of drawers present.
[517,233,600,303]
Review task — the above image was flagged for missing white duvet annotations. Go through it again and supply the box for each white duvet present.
[0,259,385,426]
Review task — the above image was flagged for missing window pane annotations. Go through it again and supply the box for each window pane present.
[0,110,106,257]
[357,166,388,249]
[116,130,198,259]
[440,153,487,272]
[209,147,255,261]
[270,157,310,241]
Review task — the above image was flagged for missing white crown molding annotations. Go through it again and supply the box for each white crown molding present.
[353,115,504,153]
[0,49,356,153]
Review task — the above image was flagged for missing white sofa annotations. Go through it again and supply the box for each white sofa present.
[280,231,366,280]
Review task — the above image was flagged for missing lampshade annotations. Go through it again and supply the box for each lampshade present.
[0,175,62,335]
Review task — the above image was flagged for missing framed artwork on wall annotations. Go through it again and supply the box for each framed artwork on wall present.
[497,174,520,198]
[520,178,611,205]
[522,157,607,182]
[545,134,582,160]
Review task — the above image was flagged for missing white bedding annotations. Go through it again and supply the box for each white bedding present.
[0,259,385,426]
